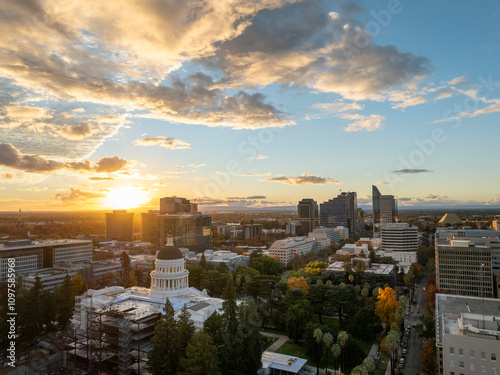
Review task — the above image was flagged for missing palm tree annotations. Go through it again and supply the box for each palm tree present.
[338,331,348,373]
[313,328,323,375]
[323,333,333,374]
[331,343,341,375]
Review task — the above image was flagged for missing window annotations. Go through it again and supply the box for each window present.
[459,348,464,356]
[470,350,475,358]
[450,360,455,368]
[493,353,497,361]
[470,363,475,371]
[459,361,464,368]
[450,347,455,354]
[481,352,486,359]
[482,365,486,373]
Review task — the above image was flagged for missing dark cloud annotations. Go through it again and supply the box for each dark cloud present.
[59,122,93,140]
[264,172,340,185]
[0,143,129,174]
[53,188,105,202]
[391,169,434,174]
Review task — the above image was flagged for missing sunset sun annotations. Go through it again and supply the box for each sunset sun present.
[103,187,150,209]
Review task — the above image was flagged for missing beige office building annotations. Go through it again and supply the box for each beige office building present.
[436,294,500,375]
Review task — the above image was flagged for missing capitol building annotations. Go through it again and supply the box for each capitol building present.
[73,238,224,373]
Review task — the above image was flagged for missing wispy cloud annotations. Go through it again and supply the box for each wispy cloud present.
[134,136,191,150]
[264,172,340,185]
[391,169,434,174]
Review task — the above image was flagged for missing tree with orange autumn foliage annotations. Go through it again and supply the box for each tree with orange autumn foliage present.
[287,276,308,294]
[375,287,400,325]
[420,338,436,373]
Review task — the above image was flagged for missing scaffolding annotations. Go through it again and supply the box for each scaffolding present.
[74,303,160,374]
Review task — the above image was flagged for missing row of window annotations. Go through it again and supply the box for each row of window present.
[450,347,497,361]
[450,364,498,374]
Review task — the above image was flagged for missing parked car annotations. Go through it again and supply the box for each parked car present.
[403,348,408,354]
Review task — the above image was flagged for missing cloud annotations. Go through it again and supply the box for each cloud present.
[59,122,94,140]
[251,155,268,160]
[135,136,191,150]
[375,181,389,185]
[53,188,105,202]
[264,172,340,185]
[391,169,434,174]
[0,143,130,174]
[340,114,385,132]
[89,176,115,181]
[210,1,431,101]
[2,173,14,179]
[226,195,266,200]
[189,163,206,168]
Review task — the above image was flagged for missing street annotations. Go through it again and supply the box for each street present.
[400,273,429,375]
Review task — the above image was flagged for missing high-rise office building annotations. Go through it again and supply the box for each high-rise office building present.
[372,185,397,229]
[381,223,418,252]
[141,210,160,243]
[105,210,134,241]
[297,199,319,234]
[156,213,212,253]
[160,197,197,215]
[319,192,358,235]
[435,239,494,297]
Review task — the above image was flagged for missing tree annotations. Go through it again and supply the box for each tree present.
[287,276,308,294]
[120,251,131,287]
[178,305,195,357]
[323,333,333,374]
[348,307,382,341]
[200,252,208,270]
[331,343,341,375]
[41,291,57,332]
[72,274,86,298]
[19,277,43,345]
[251,256,282,275]
[178,332,220,375]
[306,281,329,324]
[420,338,436,374]
[313,328,323,375]
[375,287,400,325]
[286,301,311,342]
[222,277,239,335]
[363,357,375,374]
[338,331,348,373]
[55,274,74,330]
[147,299,180,375]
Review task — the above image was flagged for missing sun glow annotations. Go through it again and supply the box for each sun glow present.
[103,187,150,209]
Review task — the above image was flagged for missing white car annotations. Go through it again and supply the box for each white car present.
[403,348,408,354]
[400,357,405,364]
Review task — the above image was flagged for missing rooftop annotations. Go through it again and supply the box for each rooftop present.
[261,351,307,373]
[435,293,500,347]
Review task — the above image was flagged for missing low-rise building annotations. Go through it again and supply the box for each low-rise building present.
[0,239,92,282]
[259,351,308,375]
[336,243,369,256]
[190,249,250,270]
[268,237,315,265]
[376,250,417,267]
[334,226,349,240]
[325,259,397,285]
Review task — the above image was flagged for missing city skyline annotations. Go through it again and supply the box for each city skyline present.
[1,1,500,211]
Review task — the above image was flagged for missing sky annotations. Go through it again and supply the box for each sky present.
[1,0,500,211]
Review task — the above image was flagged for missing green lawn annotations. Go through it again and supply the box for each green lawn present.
[261,326,286,335]
[376,352,390,375]
[276,340,309,358]
[311,315,340,328]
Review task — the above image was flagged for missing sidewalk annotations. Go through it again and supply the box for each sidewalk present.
[261,332,289,352]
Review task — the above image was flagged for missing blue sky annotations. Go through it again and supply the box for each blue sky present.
[0,0,499,210]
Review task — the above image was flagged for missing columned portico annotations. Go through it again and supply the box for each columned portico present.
[150,237,189,298]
